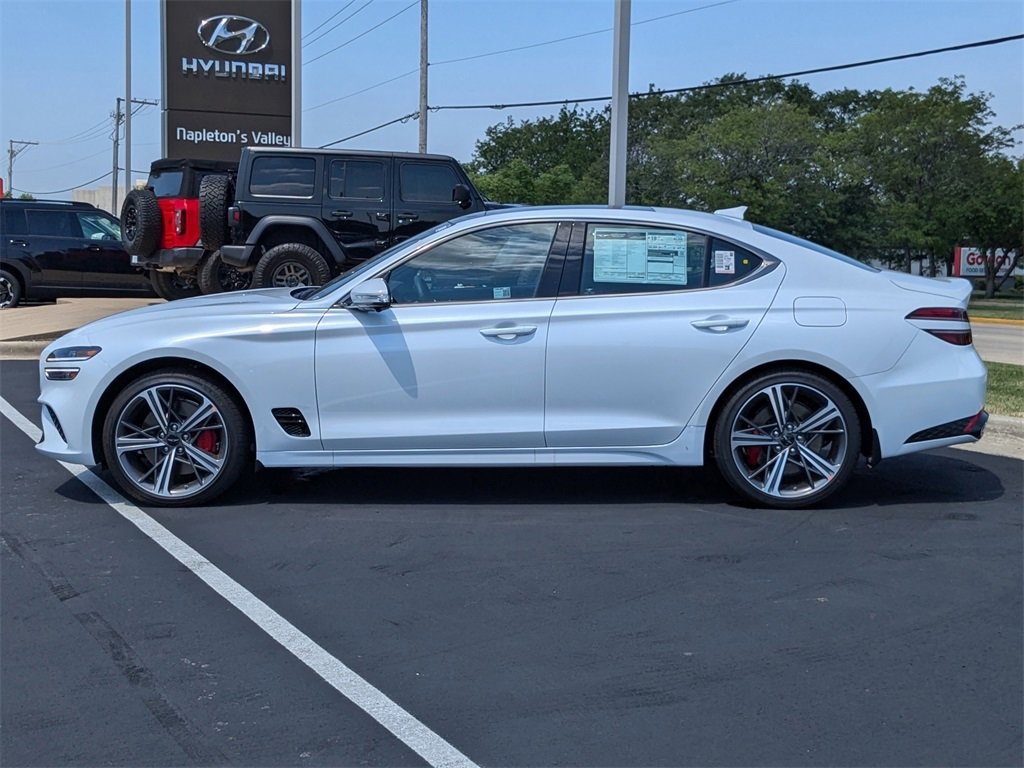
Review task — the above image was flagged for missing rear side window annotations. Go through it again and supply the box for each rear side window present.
[26,209,80,238]
[250,156,316,197]
[329,160,385,200]
[707,238,764,287]
[581,224,707,295]
[148,170,184,198]
[399,163,459,203]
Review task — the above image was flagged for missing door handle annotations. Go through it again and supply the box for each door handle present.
[691,315,749,332]
[330,209,352,218]
[397,212,419,221]
[480,325,537,340]
[375,211,390,221]
[9,239,27,247]
[87,245,102,252]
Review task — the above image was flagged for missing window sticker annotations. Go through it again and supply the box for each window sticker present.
[592,229,687,285]
[714,249,736,274]
[493,286,511,299]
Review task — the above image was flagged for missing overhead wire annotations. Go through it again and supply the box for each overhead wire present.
[303,0,357,41]
[14,171,113,196]
[319,111,419,148]
[303,0,375,49]
[304,0,418,66]
[305,68,419,112]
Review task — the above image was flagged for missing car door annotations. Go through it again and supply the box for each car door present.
[75,209,150,293]
[320,157,393,262]
[314,220,568,453]
[391,160,468,245]
[19,207,84,291]
[545,221,784,448]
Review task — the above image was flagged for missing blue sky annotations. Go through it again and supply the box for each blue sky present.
[1,0,1022,199]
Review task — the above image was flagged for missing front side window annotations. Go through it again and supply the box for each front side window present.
[329,160,385,199]
[581,224,707,295]
[249,156,316,197]
[26,209,79,238]
[399,163,459,203]
[387,222,558,304]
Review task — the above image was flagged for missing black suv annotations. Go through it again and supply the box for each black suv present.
[203,147,494,288]
[0,199,152,309]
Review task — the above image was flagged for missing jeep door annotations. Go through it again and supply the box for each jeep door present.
[321,158,392,262]
[392,160,474,245]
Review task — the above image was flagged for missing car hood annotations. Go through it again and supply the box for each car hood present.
[887,272,973,304]
[47,288,305,346]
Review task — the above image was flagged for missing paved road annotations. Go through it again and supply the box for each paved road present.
[2,359,1021,767]
[973,322,1023,366]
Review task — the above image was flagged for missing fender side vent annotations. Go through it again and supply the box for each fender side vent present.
[272,408,311,437]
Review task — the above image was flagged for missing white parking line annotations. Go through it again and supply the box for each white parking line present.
[0,396,479,768]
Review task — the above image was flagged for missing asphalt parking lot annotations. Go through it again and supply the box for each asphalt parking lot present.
[1,353,1021,766]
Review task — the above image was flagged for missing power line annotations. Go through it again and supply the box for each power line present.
[304,0,418,66]
[319,111,419,148]
[430,33,1024,111]
[303,0,357,41]
[13,171,112,196]
[305,68,419,112]
[303,0,375,49]
[431,0,738,67]
[21,146,110,173]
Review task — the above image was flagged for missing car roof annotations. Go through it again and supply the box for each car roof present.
[242,146,464,163]
[468,204,757,234]
[0,199,98,209]
[151,158,239,173]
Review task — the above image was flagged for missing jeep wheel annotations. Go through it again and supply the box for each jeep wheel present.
[121,189,162,257]
[150,269,202,301]
[199,175,234,250]
[198,250,252,294]
[252,243,331,289]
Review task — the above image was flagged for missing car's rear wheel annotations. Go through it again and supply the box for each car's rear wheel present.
[0,269,23,309]
[252,243,331,289]
[197,250,252,294]
[713,371,860,509]
[150,269,201,301]
[120,189,162,257]
[198,175,234,250]
[102,370,252,506]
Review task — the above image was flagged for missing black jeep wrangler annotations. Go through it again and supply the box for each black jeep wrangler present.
[120,157,243,299]
[201,147,496,289]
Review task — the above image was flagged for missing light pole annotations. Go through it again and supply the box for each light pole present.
[608,0,630,208]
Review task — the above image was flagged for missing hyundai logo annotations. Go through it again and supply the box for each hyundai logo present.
[197,15,270,55]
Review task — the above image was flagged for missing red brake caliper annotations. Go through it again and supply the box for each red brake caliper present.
[194,430,218,454]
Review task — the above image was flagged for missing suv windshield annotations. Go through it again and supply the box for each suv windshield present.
[148,170,185,198]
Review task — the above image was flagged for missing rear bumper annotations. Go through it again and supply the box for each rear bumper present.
[220,244,255,268]
[131,247,205,271]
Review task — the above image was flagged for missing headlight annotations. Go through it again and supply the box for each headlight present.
[46,346,102,362]
[44,346,101,381]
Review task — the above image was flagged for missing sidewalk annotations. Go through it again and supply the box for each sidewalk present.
[1,297,1020,460]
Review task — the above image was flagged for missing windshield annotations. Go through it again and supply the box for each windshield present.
[304,220,458,300]
[751,224,878,272]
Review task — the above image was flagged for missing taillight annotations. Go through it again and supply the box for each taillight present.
[906,307,973,345]
[229,206,240,224]
[175,209,186,235]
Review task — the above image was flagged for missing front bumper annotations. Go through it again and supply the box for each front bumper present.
[131,247,205,271]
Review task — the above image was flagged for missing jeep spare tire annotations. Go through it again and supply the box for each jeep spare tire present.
[252,243,331,289]
[120,189,162,257]
[198,174,234,250]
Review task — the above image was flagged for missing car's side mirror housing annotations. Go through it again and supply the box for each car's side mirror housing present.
[348,277,392,311]
[452,184,472,209]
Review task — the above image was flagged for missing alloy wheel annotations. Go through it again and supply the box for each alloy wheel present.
[271,261,313,287]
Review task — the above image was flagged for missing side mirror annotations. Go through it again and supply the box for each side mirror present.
[452,184,472,209]
[348,277,391,312]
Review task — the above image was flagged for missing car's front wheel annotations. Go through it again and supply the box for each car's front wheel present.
[713,371,861,509]
[102,370,252,506]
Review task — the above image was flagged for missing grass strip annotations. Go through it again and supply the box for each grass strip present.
[986,361,1024,418]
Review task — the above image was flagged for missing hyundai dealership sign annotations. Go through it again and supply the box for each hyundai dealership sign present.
[162,0,297,161]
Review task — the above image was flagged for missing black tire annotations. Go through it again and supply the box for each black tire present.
[198,250,252,294]
[198,174,234,250]
[712,371,861,509]
[0,268,23,309]
[120,189,163,257]
[252,243,331,289]
[102,369,252,506]
[150,269,202,301]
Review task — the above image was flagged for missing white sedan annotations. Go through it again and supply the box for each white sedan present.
[36,205,988,508]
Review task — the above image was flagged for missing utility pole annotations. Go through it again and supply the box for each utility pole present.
[418,0,428,153]
[125,0,132,210]
[7,139,39,197]
[608,0,631,208]
[112,97,124,212]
